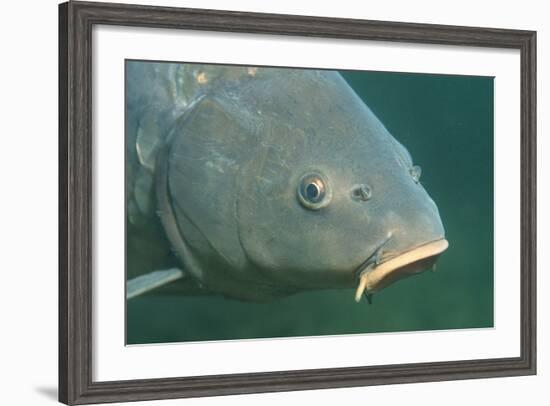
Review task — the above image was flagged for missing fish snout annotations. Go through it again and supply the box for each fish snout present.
[353,191,448,302]
[354,238,448,302]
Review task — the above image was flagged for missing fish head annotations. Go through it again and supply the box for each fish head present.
[236,71,448,298]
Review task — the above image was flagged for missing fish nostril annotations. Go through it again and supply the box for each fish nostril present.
[351,184,372,201]
[410,165,422,184]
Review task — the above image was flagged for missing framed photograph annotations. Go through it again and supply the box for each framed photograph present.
[59,1,536,404]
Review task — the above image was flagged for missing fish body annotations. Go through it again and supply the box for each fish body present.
[126,62,448,302]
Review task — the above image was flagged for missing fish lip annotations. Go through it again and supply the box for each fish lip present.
[354,238,449,301]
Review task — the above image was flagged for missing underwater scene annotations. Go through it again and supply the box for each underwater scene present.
[126,61,493,344]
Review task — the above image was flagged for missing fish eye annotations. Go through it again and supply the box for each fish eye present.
[297,172,332,210]
[410,165,422,183]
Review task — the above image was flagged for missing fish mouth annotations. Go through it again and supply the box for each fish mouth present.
[354,238,449,302]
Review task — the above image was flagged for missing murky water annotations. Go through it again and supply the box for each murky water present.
[126,68,493,344]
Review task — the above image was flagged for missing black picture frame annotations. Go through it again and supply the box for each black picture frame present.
[59,1,537,404]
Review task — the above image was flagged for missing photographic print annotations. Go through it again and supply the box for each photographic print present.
[125,61,494,344]
[60,3,536,403]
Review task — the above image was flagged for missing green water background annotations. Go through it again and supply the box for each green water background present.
[127,69,494,344]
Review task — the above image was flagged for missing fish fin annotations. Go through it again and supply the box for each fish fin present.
[133,167,154,215]
[127,268,185,299]
[127,62,189,224]
[135,110,164,172]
